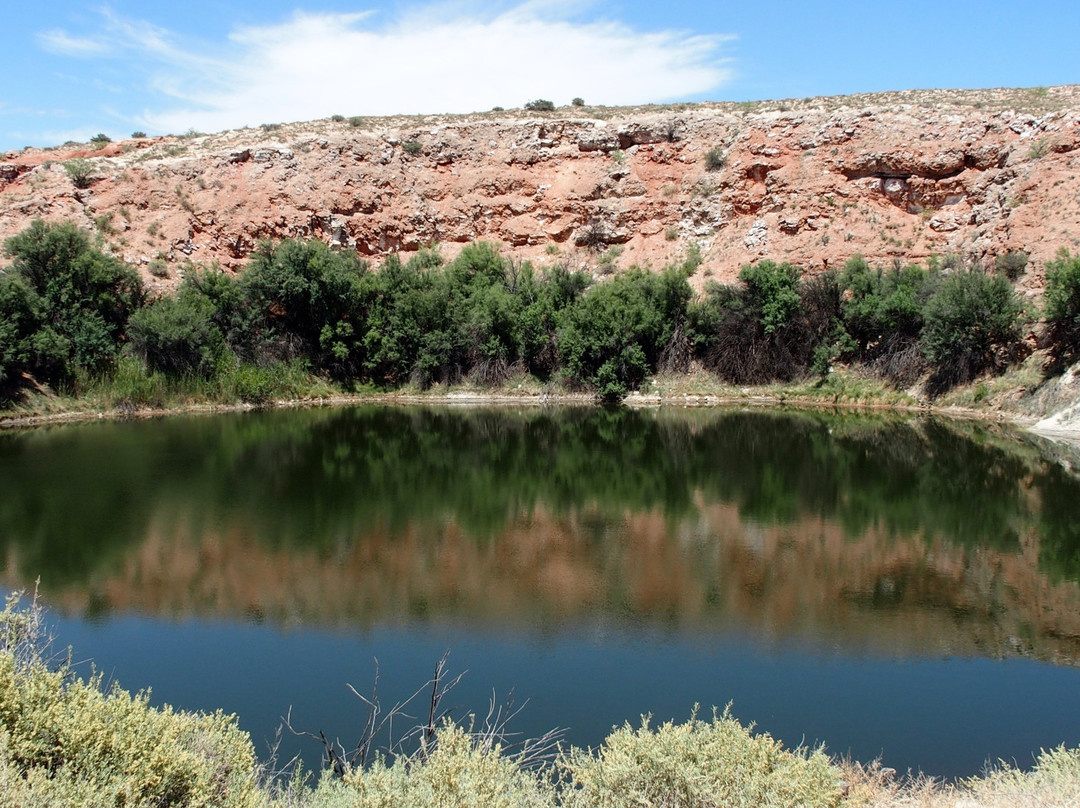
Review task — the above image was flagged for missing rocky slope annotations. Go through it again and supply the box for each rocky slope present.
[1,86,1079,297]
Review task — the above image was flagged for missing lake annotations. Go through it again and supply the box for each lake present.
[1,404,1079,778]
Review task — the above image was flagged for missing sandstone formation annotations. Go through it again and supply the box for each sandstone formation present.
[1,86,1078,297]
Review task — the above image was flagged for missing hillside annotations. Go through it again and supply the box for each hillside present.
[1,85,1078,298]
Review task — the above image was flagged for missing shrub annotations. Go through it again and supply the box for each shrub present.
[131,130,147,138]
[0,592,262,808]
[921,266,1023,393]
[1045,248,1080,367]
[128,292,226,377]
[525,99,556,112]
[242,239,370,376]
[89,133,111,148]
[348,116,365,128]
[571,97,585,107]
[691,261,814,384]
[1,220,143,390]
[994,250,1028,280]
[330,114,345,122]
[402,139,423,156]
[705,146,727,171]
[561,707,843,808]
[325,721,554,808]
[62,158,95,189]
[558,266,692,399]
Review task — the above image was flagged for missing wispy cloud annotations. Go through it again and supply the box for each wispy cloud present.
[38,29,112,57]
[38,4,734,136]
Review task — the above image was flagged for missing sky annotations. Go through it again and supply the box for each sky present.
[2,1,1077,152]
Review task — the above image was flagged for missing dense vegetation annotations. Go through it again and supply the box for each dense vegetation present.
[4,219,1079,408]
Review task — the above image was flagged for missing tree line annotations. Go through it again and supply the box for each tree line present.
[3,218,1080,405]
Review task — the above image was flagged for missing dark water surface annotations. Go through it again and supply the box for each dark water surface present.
[2,405,1080,778]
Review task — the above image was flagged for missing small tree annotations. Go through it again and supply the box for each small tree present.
[571,97,585,107]
[524,99,555,112]
[89,133,111,149]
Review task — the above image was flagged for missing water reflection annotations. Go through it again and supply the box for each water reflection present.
[2,405,1080,775]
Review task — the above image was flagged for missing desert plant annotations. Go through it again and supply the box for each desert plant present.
[994,250,1028,280]
[131,130,147,138]
[89,132,111,148]
[0,591,263,808]
[402,139,423,156]
[62,158,95,188]
[525,99,556,112]
[571,97,585,107]
[705,146,727,171]
[561,707,843,808]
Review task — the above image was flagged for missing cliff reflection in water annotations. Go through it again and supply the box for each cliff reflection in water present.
[2,405,1079,662]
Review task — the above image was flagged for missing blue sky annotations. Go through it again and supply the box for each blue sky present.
[3,1,1077,152]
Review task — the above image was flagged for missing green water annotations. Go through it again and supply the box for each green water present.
[1,405,1079,776]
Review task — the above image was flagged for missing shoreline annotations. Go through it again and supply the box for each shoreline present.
[0,384,1053,436]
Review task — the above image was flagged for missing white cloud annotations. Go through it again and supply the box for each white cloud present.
[38,29,111,57]
[41,4,734,136]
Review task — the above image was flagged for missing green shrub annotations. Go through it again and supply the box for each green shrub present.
[558,266,691,399]
[705,146,727,171]
[994,250,1028,280]
[561,708,842,808]
[0,220,143,391]
[62,158,95,189]
[921,266,1023,393]
[402,139,423,156]
[89,133,111,149]
[691,261,814,384]
[131,130,147,138]
[525,99,556,112]
[571,97,585,107]
[128,292,226,377]
[1045,249,1080,367]
[330,114,345,122]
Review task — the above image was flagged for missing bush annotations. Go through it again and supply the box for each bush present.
[402,139,423,156]
[1045,248,1080,367]
[561,708,842,808]
[525,99,556,112]
[242,239,370,377]
[128,291,226,377]
[995,250,1028,280]
[0,220,143,391]
[89,133,111,148]
[558,266,691,399]
[0,592,262,808]
[691,261,814,384]
[921,266,1023,393]
[705,146,727,171]
[131,130,147,138]
[571,97,585,107]
[62,158,95,189]
[323,721,554,808]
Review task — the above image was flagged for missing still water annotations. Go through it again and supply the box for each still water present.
[2,405,1079,778]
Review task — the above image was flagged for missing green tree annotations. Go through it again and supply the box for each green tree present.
[1044,249,1080,368]
[921,266,1023,393]
[0,220,142,392]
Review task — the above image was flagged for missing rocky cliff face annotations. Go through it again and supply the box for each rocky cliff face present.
[1,86,1078,296]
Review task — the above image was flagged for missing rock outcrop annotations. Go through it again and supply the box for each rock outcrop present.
[1,86,1078,296]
